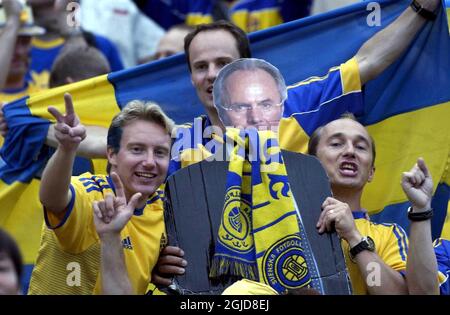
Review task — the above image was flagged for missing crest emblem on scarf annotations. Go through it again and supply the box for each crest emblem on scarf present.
[262,234,311,291]
[218,186,253,253]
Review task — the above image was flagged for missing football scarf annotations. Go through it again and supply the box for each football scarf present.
[210,128,314,293]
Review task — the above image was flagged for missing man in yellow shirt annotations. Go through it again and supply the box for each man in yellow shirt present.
[28,95,174,294]
[309,116,438,294]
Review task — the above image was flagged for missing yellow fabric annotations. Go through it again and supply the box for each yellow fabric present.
[91,159,108,175]
[31,37,65,49]
[29,173,165,295]
[438,270,447,286]
[185,14,213,26]
[278,116,309,154]
[28,74,119,128]
[341,57,362,94]
[222,279,278,295]
[446,8,450,35]
[342,219,408,295]
[145,283,167,295]
[231,9,283,33]
[363,102,450,214]
[0,179,43,265]
[442,201,450,239]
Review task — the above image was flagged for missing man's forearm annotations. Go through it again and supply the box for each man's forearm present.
[39,147,75,214]
[356,3,435,85]
[46,125,107,158]
[354,251,408,294]
[100,234,133,295]
[407,220,439,294]
[0,18,20,89]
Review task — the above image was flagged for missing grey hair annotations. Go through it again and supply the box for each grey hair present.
[213,58,287,110]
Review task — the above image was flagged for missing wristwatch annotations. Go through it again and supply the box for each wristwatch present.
[407,206,433,221]
[410,0,437,21]
[349,236,375,261]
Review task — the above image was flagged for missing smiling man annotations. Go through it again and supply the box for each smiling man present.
[28,94,174,294]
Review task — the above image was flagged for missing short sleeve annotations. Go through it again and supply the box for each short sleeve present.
[377,223,408,273]
[44,175,99,253]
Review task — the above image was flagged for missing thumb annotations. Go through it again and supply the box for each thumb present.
[127,192,142,211]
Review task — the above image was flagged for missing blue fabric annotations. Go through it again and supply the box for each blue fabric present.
[92,34,124,72]
[139,0,214,29]
[25,33,123,85]
[371,183,450,241]
[0,96,50,184]
[434,238,450,295]
[231,0,312,23]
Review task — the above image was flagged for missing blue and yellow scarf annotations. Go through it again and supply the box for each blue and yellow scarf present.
[210,128,317,293]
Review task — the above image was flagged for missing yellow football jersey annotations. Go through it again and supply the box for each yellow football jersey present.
[29,172,165,295]
[342,217,408,295]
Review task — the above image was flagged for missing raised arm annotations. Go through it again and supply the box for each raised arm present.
[356,0,440,85]
[0,104,107,157]
[46,124,107,158]
[402,158,439,294]
[93,173,141,295]
[0,0,22,90]
[39,93,86,214]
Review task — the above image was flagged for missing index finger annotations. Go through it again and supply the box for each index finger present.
[48,106,64,123]
[110,172,125,199]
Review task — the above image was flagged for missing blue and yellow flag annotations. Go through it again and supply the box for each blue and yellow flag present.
[230,0,312,33]
[1,0,449,291]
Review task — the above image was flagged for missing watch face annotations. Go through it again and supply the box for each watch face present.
[366,236,375,252]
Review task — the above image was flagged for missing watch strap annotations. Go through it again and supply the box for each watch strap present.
[410,0,437,21]
[408,207,433,221]
[350,236,374,260]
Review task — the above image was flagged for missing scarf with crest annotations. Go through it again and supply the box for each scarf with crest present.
[210,128,320,293]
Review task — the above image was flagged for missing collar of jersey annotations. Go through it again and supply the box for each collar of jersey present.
[31,37,65,49]
[352,211,368,220]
